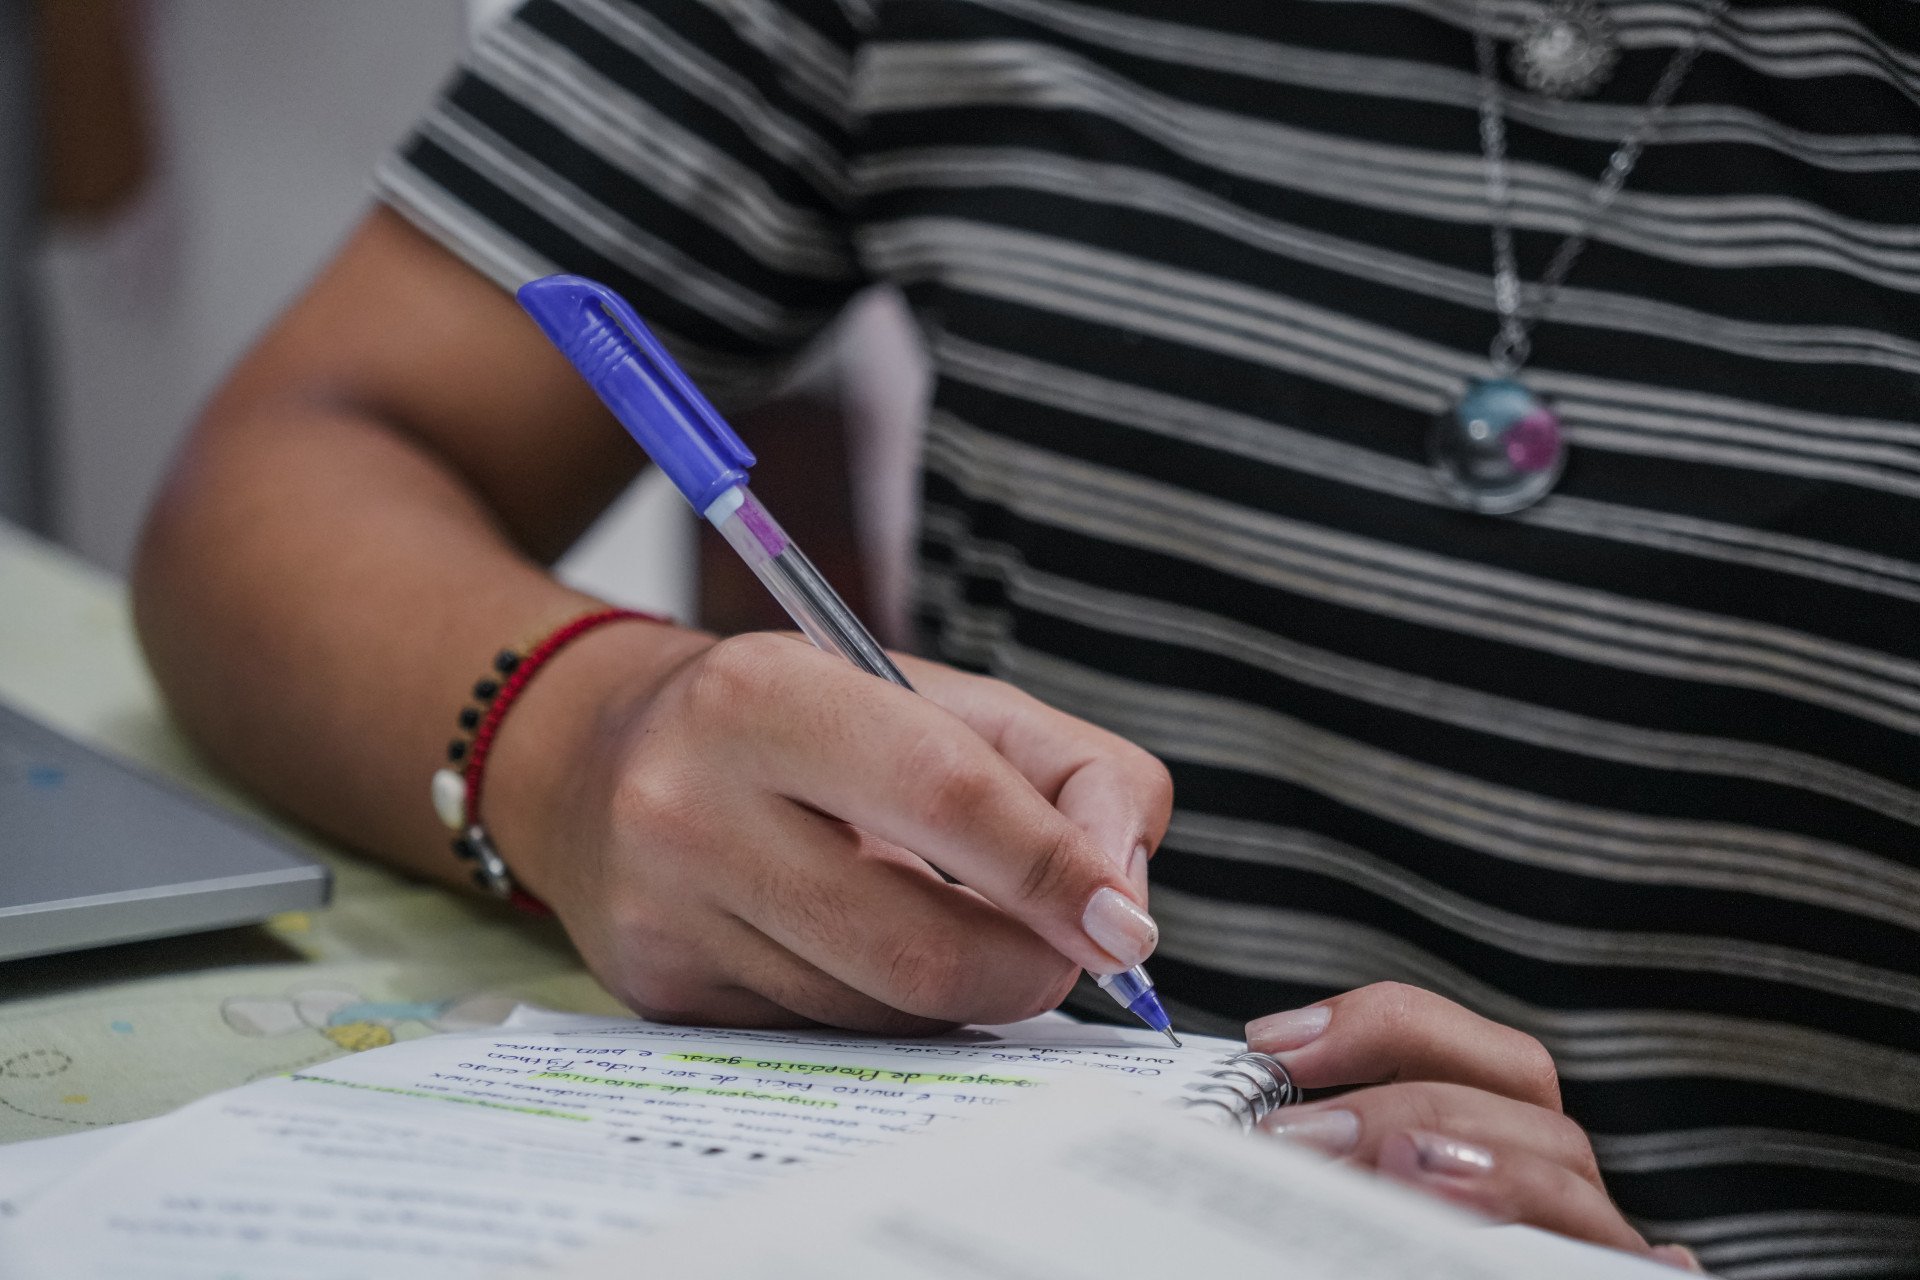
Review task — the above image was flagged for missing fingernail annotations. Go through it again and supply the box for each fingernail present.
[1082,886,1158,970]
[1246,1004,1331,1052]
[1408,1131,1495,1178]
[1262,1107,1358,1157]
[1651,1244,1706,1273]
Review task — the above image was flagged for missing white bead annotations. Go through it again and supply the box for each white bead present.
[431,768,468,830]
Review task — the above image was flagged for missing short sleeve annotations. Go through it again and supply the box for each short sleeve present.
[376,0,872,405]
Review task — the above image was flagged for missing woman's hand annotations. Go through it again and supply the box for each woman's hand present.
[1249,983,1703,1272]
[489,627,1173,1034]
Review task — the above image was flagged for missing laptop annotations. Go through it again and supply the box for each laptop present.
[0,699,331,961]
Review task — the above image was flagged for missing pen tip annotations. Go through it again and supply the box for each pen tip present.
[1164,1029,1182,1048]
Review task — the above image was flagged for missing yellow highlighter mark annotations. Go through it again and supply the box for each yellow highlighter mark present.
[531,1071,839,1108]
[664,1053,1037,1088]
[61,1094,88,1105]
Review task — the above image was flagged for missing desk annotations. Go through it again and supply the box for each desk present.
[0,524,624,1143]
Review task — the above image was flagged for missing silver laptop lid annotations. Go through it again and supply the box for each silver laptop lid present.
[0,700,330,962]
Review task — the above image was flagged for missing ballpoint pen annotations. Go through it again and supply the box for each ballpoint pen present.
[517,274,1179,1048]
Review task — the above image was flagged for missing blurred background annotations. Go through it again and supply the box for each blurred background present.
[11,0,925,641]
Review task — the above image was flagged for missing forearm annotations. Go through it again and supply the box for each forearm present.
[132,395,704,890]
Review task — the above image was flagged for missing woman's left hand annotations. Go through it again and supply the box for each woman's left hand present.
[1247,983,1702,1272]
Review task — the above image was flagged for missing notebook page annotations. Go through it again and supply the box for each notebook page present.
[568,1081,1679,1280]
[0,1011,1265,1278]
[0,1121,154,1216]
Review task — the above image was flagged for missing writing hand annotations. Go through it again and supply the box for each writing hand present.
[491,628,1172,1034]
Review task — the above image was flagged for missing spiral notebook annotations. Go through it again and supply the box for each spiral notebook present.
[3,1009,1299,1278]
[608,1077,1676,1280]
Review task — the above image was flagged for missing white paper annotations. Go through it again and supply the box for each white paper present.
[568,1081,1677,1280]
[0,1120,152,1216]
[0,1012,1269,1278]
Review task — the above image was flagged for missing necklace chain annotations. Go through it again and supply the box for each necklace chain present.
[1474,0,1728,375]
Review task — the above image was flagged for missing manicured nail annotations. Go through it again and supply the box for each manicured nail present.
[1262,1107,1359,1157]
[1651,1244,1706,1273]
[1246,1004,1331,1052]
[1409,1131,1495,1178]
[1082,886,1158,970]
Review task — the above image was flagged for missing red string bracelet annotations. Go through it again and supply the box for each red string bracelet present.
[430,608,662,915]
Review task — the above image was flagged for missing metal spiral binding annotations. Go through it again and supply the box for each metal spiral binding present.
[1181,1052,1298,1133]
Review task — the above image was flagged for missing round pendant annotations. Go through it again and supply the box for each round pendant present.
[1512,0,1620,98]
[1427,377,1567,515]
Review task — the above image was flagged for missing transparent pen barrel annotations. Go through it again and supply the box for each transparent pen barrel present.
[710,487,910,689]
[1093,967,1154,1006]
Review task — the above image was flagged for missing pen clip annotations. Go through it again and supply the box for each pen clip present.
[516,275,756,513]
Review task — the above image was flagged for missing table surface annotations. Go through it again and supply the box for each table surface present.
[0,524,623,1144]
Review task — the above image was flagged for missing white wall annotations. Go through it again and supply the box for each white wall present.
[40,0,697,621]
[43,0,464,572]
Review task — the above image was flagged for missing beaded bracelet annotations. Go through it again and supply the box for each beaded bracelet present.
[430,608,661,914]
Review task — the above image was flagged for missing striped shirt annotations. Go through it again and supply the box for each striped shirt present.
[377,2,1920,1273]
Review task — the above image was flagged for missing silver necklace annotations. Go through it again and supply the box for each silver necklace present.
[1427,0,1727,514]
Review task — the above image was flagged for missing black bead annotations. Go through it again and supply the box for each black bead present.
[473,678,499,701]
[451,836,476,861]
[447,739,467,763]
[457,707,481,730]
[470,869,494,891]
[494,650,520,675]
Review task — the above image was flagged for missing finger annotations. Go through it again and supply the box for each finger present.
[1376,1130,1652,1257]
[654,984,811,1029]
[691,634,1156,975]
[1260,1083,1603,1191]
[904,658,1173,898]
[1245,982,1562,1109]
[1650,1245,1708,1272]
[579,860,956,1034]
[711,912,966,1036]
[589,945,816,1030]
[725,793,1082,1024]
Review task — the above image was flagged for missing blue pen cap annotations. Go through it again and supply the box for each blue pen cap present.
[516,275,755,514]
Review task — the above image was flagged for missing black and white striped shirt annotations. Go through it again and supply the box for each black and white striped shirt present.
[378,2,1920,1273]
